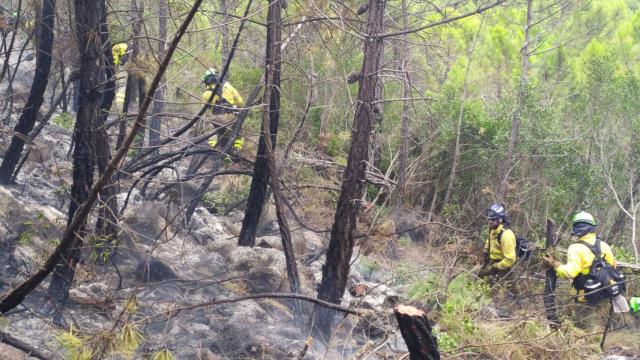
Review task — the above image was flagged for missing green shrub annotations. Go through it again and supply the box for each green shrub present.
[52,112,74,129]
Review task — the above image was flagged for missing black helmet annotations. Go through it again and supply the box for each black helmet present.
[486,203,507,220]
[202,68,219,86]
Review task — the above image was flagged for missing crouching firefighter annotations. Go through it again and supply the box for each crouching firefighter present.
[201,68,245,155]
[543,211,626,313]
[478,203,517,282]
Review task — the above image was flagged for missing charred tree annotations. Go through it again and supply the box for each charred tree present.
[237,0,285,247]
[94,0,119,246]
[257,0,301,312]
[0,0,56,184]
[116,0,144,150]
[394,305,440,360]
[47,0,103,307]
[312,0,385,339]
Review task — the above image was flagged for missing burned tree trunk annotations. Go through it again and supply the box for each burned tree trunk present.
[257,0,301,311]
[0,0,56,184]
[94,0,119,246]
[312,0,385,339]
[116,0,144,150]
[238,0,285,247]
[394,305,440,360]
[47,0,103,306]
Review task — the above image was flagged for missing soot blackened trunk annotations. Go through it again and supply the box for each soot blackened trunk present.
[312,0,385,340]
[47,0,103,306]
[0,0,56,184]
[394,305,440,360]
[238,0,283,247]
[95,0,119,246]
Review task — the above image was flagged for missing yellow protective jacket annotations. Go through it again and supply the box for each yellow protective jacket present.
[202,82,244,107]
[484,224,516,270]
[555,233,616,279]
[112,43,128,66]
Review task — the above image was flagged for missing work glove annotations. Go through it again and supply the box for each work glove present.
[542,253,561,270]
[477,264,496,278]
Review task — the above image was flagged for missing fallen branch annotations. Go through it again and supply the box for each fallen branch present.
[0,330,50,360]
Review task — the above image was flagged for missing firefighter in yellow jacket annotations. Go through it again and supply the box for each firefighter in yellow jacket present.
[112,42,130,66]
[478,203,517,279]
[543,211,617,303]
[200,68,245,153]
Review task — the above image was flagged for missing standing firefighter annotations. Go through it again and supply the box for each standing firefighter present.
[200,68,245,154]
[478,203,517,280]
[543,211,624,304]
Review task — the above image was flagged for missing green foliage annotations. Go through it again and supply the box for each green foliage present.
[18,211,49,245]
[52,112,74,129]
[202,178,250,213]
[88,234,117,264]
[433,326,458,351]
[407,272,442,301]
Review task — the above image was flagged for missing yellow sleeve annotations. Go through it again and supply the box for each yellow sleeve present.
[483,237,489,252]
[112,47,120,66]
[493,230,516,270]
[202,90,218,104]
[556,244,584,279]
[224,84,244,106]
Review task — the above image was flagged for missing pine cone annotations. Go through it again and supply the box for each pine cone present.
[347,72,360,84]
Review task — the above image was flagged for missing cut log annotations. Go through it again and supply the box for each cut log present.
[394,305,440,360]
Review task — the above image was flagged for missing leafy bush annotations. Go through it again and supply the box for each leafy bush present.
[52,112,74,129]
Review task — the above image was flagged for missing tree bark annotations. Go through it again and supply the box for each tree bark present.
[0,0,56,184]
[394,305,440,360]
[149,0,168,154]
[397,0,410,203]
[116,0,144,150]
[258,0,301,313]
[497,0,532,202]
[238,0,285,247]
[94,0,119,247]
[47,0,103,306]
[441,23,482,210]
[312,0,385,339]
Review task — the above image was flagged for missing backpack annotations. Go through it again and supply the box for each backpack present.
[497,229,532,261]
[576,237,626,303]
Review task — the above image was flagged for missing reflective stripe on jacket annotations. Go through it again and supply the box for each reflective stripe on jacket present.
[555,233,616,279]
[483,224,516,270]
